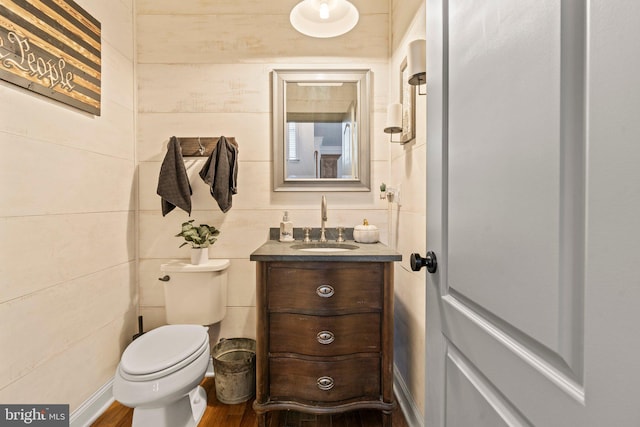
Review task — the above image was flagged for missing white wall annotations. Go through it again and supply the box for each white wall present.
[389,0,427,420]
[135,0,392,342]
[0,0,137,410]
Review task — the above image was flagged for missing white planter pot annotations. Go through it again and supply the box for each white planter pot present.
[191,248,209,265]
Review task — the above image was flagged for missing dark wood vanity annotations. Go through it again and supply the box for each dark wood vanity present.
[250,240,400,427]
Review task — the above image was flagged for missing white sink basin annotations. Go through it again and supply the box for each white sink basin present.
[290,243,359,252]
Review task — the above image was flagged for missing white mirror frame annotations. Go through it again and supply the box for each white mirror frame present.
[272,69,371,192]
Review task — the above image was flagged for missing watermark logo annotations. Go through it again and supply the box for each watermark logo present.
[0,405,68,426]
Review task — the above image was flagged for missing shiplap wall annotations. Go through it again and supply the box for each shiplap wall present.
[389,0,427,419]
[136,0,392,341]
[0,0,136,411]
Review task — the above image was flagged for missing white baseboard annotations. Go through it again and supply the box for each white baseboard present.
[70,377,114,427]
[393,364,424,427]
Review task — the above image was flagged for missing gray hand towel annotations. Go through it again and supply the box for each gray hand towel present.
[199,136,238,213]
[157,136,192,216]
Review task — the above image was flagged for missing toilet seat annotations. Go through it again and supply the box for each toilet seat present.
[119,325,209,382]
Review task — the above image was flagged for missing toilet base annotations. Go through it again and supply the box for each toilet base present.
[132,385,207,427]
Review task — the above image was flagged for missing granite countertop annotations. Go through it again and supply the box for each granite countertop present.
[250,234,402,262]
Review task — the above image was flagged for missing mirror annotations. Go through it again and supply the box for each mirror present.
[272,69,371,191]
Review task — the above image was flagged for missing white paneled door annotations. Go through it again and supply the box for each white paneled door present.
[425,0,640,426]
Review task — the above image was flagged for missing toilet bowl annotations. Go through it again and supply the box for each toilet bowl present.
[113,324,210,427]
[113,259,230,427]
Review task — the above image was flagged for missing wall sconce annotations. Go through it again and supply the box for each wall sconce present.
[290,0,359,38]
[407,39,426,95]
[384,103,404,144]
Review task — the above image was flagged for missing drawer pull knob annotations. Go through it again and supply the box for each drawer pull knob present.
[316,285,335,298]
[317,376,334,391]
[317,331,335,345]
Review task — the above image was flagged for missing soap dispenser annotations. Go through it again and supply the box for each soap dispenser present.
[279,211,294,242]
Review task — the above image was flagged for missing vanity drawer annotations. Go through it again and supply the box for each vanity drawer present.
[267,263,383,313]
[270,313,380,356]
[269,356,380,402]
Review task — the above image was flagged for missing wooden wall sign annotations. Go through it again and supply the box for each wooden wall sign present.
[0,0,101,115]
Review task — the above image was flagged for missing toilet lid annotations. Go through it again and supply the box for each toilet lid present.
[120,325,209,376]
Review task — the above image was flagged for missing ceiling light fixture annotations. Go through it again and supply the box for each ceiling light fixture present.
[319,2,330,19]
[290,0,359,38]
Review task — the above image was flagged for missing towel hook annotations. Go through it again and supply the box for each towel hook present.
[197,137,206,155]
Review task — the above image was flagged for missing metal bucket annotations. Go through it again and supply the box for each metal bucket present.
[211,338,256,404]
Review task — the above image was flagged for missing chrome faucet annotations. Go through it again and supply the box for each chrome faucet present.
[320,195,328,243]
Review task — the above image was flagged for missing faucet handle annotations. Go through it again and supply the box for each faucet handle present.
[303,227,312,243]
[336,226,345,243]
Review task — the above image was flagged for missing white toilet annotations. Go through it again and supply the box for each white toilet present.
[113,259,230,427]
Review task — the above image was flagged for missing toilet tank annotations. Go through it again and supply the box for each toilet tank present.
[160,259,230,325]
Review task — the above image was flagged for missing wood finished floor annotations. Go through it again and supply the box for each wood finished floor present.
[92,377,409,427]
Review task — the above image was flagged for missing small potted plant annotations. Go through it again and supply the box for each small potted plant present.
[176,220,220,265]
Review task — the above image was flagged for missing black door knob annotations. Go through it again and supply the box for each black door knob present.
[410,251,438,273]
